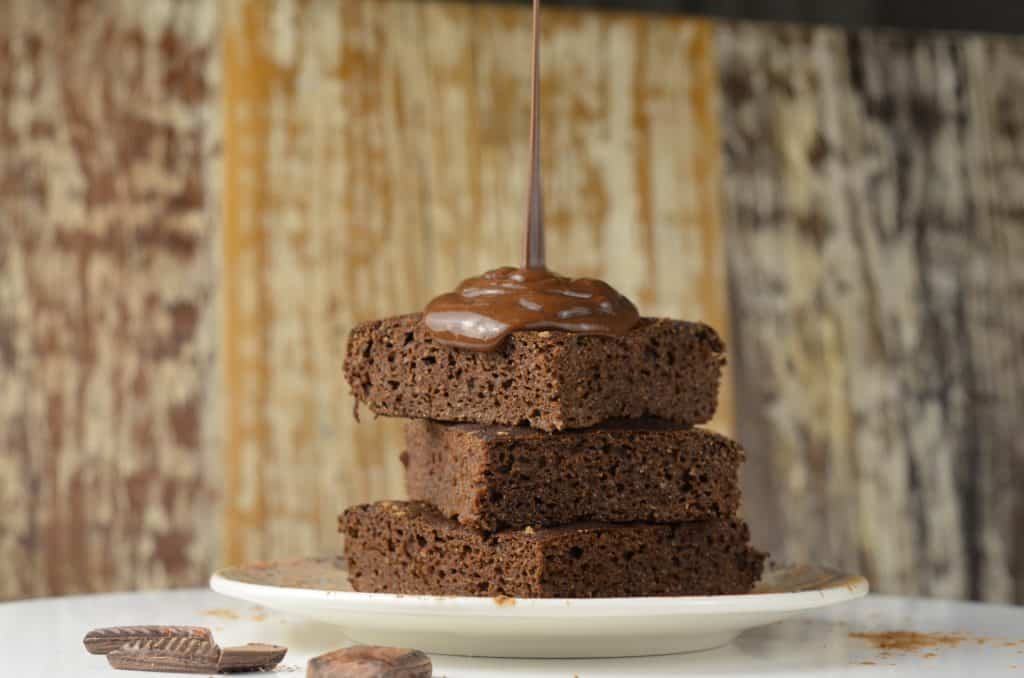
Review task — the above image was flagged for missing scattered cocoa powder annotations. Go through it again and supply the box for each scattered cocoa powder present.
[202,609,240,620]
[850,630,968,654]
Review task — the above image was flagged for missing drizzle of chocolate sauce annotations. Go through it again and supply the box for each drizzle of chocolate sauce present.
[423,0,639,351]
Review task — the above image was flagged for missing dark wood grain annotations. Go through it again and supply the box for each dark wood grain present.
[718,23,1024,602]
[468,0,1024,36]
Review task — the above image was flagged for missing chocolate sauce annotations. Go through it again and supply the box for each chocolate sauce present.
[523,0,544,270]
[423,267,639,350]
[423,0,640,351]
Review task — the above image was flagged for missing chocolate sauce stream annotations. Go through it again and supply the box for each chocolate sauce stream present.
[422,0,640,351]
[523,0,544,270]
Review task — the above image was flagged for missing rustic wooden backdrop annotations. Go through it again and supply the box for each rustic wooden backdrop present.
[1,0,1021,603]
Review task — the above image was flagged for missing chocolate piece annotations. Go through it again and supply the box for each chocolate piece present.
[218,643,287,672]
[106,638,221,674]
[83,626,213,655]
[404,419,743,530]
[307,645,431,678]
[344,314,724,431]
[341,501,764,598]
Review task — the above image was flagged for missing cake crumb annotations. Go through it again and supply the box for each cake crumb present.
[493,595,516,607]
[523,526,535,535]
[859,661,877,666]
[923,652,937,658]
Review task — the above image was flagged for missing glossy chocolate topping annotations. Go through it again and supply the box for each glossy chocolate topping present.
[423,267,639,351]
[422,0,640,350]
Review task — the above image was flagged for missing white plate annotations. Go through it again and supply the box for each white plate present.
[210,557,867,658]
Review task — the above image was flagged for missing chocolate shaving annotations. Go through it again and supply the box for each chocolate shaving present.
[107,638,222,674]
[85,623,288,674]
[218,643,288,672]
[83,626,214,655]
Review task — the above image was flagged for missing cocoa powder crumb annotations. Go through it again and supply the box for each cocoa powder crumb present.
[850,630,968,654]
[202,609,240,620]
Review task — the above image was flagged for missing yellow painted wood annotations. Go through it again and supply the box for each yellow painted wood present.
[219,0,731,565]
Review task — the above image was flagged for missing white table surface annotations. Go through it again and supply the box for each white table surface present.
[2,589,1022,677]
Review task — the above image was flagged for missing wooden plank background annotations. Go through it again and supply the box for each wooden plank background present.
[0,0,221,598]
[1,0,1022,603]
[718,25,1024,602]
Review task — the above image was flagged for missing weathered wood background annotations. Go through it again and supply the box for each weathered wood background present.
[718,25,1024,603]
[0,0,221,600]
[1,0,1021,603]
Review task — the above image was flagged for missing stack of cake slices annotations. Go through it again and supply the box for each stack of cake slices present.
[340,314,765,598]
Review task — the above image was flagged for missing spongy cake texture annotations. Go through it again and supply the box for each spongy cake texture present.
[343,314,725,432]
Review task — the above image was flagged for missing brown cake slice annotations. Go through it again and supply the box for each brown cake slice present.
[340,501,765,598]
[403,419,742,531]
[343,314,724,431]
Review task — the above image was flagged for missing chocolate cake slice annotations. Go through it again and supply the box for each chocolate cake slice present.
[404,419,742,531]
[340,501,765,598]
[343,314,724,431]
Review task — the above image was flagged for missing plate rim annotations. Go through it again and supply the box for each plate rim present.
[210,559,869,619]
